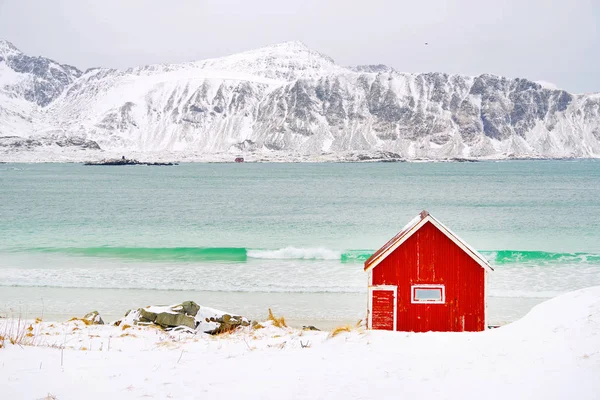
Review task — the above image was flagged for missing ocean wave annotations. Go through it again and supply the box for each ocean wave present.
[22,246,374,263]
[480,250,600,264]
[247,247,341,260]
[29,246,249,262]
[13,246,600,265]
[247,247,373,261]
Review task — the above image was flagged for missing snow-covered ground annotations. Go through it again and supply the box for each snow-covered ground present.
[1,286,599,400]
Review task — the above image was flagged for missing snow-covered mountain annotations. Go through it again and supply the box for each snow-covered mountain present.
[1,39,599,161]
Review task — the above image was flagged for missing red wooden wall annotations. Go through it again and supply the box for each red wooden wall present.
[371,221,485,332]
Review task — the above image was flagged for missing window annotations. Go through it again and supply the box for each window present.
[411,285,445,304]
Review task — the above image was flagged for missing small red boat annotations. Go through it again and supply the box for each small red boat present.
[234,157,244,163]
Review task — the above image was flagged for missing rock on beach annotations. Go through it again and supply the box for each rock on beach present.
[118,301,250,334]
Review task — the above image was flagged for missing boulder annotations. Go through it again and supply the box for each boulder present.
[155,312,196,329]
[139,308,158,323]
[202,313,250,334]
[115,301,250,334]
[82,311,104,325]
[180,301,200,316]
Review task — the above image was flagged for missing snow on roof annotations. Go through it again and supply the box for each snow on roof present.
[364,210,493,272]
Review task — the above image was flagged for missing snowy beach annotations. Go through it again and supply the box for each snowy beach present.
[2,286,599,400]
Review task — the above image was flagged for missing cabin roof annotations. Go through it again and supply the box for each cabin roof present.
[364,210,494,272]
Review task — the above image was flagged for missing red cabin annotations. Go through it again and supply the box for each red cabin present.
[364,210,493,332]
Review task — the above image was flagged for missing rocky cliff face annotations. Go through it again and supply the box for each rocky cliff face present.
[0,40,81,107]
[1,40,599,161]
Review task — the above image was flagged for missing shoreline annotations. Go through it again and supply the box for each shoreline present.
[2,154,599,164]
[0,284,552,328]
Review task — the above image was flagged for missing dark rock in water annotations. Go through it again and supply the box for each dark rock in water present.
[378,158,404,163]
[451,157,479,162]
[84,157,178,166]
[355,151,405,162]
[84,157,140,166]
[145,162,178,166]
[82,311,104,325]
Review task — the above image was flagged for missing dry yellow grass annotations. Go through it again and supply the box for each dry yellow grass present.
[252,322,265,330]
[2,318,36,346]
[330,325,352,337]
[35,317,42,324]
[121,324,132,331]
[67,317,92,326]
[215,327,236,336]
[267,308,287,328]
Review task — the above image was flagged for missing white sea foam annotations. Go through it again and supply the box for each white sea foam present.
[247,247,342,260]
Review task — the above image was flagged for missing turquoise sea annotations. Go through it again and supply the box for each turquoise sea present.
[0,161,599,326]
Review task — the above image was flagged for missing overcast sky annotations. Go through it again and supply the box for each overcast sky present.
[0,0,598,93]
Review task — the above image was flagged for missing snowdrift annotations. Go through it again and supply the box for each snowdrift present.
[1,286,599,399]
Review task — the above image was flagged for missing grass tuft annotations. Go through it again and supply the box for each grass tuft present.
[252,322,265,330]
[330,325,352,338]
[267,308,287,328]
[121,324,132,331]
[68,317,92,326]
[2,316,40,347]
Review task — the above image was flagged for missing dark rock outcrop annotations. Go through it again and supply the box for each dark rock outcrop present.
[117,301,250,334]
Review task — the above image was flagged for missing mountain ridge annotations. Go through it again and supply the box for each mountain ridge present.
[1,40,599,161]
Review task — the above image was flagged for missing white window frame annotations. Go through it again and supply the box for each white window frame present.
[411,284,445,304]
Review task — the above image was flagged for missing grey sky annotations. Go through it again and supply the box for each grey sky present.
[1,0,598,93]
